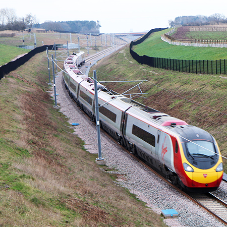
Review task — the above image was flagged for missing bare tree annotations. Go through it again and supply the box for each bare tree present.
[0,8,7,25]
[5,8,17,24]
[25,13,36,29]
[0,8,16,25]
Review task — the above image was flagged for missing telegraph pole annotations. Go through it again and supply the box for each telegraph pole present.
[34,33,36,48]
[78,36,80,52]
[46,47,51,84]
[93,70,105,164]
[86,34,89,55]
[52,55,57,107]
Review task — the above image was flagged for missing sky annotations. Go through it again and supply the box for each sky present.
[1,0,227,33]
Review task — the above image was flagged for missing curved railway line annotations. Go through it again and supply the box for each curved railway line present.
[85,46,123,63]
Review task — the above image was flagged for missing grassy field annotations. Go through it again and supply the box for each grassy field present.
[0,48,166,226]
[91,45,227,172]
[0,31,125,66]
[133,29,227,60]
[0,43,28,66]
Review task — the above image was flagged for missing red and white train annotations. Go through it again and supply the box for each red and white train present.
[63,52,223,192]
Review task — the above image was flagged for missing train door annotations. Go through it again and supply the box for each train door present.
[155,130,161,158]
[120,111,128,137]
[77,83,80,99]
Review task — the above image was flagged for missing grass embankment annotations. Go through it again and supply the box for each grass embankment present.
[91,45,227,172]
[133,29,227,60]
[0,43,28,66]
[0,51,166,226]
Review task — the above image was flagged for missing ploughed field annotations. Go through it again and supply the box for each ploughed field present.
[171,26,227,41]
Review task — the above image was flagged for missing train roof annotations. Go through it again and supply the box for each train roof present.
[170,125,214,142]
[97,92,189,130]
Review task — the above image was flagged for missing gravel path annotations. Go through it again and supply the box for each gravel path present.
[51,53,226,227]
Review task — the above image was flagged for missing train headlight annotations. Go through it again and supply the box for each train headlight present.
[216,163,223,172]
[183,163,194,172]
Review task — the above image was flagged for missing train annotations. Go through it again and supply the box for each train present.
[63,51,223,192]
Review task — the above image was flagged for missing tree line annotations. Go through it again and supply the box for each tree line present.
[35,20,101,33]
[169,13,227,27]
[0,8,36,31]
[0,8,101,34]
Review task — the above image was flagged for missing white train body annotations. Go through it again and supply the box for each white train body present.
[63,52,223,192]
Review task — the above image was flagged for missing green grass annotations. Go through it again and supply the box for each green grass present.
[133,29,227,60]
[0,43,28,66]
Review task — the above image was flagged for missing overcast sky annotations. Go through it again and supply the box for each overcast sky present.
[1,0,227,33]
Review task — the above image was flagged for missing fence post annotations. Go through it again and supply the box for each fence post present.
[220,59,221,74]
[216,60,218,74]
[196,60,198,74]
[207,60,209,74]
[211,61,213,74]
[225,59,226,74]
[203,60,205,74]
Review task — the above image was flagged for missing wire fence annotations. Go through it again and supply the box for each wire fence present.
[130,29,227,75]
[0,45,54,80]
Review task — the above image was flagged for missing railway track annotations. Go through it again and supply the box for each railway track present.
[124,146,227,225]
[129,149,227,225]
[94,126,227,226]
[188,192,227,225]
[85,46,123,63]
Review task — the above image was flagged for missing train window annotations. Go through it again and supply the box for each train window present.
[70,81,77,92]
[132,124,155,147]
[80,90,92,105]
[99,106,116,123]
[175,141,178,153]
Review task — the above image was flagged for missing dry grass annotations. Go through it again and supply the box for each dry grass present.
[0,50,166,226]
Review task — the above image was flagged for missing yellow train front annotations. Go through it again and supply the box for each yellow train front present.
[174,126,223,192]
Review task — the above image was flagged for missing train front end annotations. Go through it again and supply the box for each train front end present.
[176,126,223,192]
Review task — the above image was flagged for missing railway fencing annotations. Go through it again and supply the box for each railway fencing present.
[0,45,54,80]
[130,29,227,75]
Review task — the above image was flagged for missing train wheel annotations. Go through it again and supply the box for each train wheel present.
[169,173,178,185]
[131,144,137,156]
[91,115,96,122]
